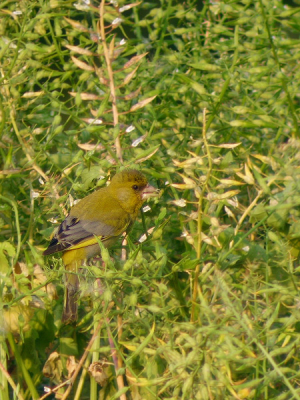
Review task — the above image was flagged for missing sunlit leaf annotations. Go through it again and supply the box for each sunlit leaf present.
[123,52,148,69]
[69,92,102,100]
[71,56,95,71]
[129,95,157,112]
[133,145,160,163]
[65,44,96,56]
[123,65,139,85]
[64,17,89,32]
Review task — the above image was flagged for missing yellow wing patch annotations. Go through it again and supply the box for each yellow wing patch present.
[67,235,106,250]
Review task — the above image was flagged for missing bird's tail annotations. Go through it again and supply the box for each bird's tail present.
[62,258,80,324]
[62,276,79,323]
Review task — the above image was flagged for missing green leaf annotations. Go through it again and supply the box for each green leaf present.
[188,62,221,71]
[249,204,268,224]
[0,242,15,273]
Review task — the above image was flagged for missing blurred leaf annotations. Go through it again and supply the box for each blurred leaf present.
[133,145,160,163]
[0,242,15,273]
[123,52,148,69]
[188,62,222,71]
[71,56,95,71]
[65,44,95,56]
[250,204,268,223]
[129,95,157,112]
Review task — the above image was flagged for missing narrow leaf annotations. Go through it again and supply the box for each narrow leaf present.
[190,81,207,95]
[124,52,148,69]
[123,65,139,85]
[123,87,142,100]
[129,95,156,112]
[109,35,116,58]
[219,179,245,186]
[71,56,94,71]
[188,62,221,71]
[134,146,160,163]
[172,183,196,190]
[64,17,89,32]
[69,92,102,100]
[77,143,104,151]
[22,91,44,98]
[126,323,155,360]
[207,190,241,200]
[119,2,142,12]
[211,143,242,149]
[65,44,95,56]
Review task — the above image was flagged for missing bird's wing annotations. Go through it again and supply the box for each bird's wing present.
[43,214,130,255]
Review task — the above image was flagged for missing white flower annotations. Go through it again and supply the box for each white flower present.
[119,5,130,12]
[132,136,144,147]
[73,2,90,11]
[31,191,40,199]
[126,125,135,133]
[112,17,122,26]
[172,199,186,207]
[85,118,103,125]
[139,234,147,243]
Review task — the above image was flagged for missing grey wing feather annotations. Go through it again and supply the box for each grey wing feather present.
[43,215,119,255]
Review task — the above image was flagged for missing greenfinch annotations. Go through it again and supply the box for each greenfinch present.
[43,169,157,323]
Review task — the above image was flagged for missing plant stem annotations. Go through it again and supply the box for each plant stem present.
[191,108,212,322]
[99,0,123,162]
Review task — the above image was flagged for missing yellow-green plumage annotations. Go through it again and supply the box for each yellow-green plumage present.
[43,169,156,323]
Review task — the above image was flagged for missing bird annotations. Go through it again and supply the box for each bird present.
[43,169,157,323]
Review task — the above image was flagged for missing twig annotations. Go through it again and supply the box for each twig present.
[38,379,72,400]
[191,108,212,322]
[116,239,126,399]
[99,0,123,162]
[60,319,103,400]
[117,314,126,400]
[233,190,263,238]
[0,361,25,400]
[73,354,92,400]
[38,317,104,400]
[7,334,39,400]
[107,318,127,400]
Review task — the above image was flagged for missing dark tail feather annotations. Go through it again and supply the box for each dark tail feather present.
[43,238,67,256]
[62,273,79,324]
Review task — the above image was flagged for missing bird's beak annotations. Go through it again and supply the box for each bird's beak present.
[142,184,159,200]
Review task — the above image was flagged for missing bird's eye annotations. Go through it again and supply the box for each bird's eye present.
[132,185,139,190]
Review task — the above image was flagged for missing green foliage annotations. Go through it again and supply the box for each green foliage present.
[1,0,300,398]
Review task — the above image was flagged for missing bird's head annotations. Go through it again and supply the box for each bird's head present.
[109,169,158,215]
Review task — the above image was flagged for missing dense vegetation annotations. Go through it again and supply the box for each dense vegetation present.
[1,0,300,398]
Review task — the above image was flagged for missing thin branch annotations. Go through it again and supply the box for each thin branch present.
[39,319,104,400]
[60,319,103,400]
[99,0,123,162]
[0,361,25,400]
[233,190,263,238]
[191,108,212,322]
